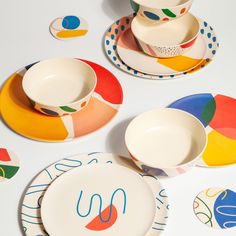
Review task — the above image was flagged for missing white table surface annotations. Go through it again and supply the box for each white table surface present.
[0,0,236,235]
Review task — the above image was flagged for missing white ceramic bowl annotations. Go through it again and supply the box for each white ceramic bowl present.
[131,0,193,22]
[125,108,207,177]
[22,58,97,116]
[131,13,200,58]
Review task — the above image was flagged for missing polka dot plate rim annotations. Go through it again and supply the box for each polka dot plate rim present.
[168,93,236,168]
[104,15,219,80]
[21,152,169,236]
[0,60,123,142]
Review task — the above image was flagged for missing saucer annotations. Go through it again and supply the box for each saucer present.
[194,188,236,229]
[21,153,169,236]
[168,94,236,167]
[0,60,123,142]
[105,15,219,79]
[50,15,88,40]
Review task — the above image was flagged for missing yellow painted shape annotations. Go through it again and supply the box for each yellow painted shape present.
[203,130,236,166]
[57,29,88,38]
[0,73,68,141]
[158,56,203,72]
[72,97,117,137]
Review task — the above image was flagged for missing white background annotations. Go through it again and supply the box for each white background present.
[0,0,236,235]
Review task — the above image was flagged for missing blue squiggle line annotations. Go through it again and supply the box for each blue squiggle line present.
[76,188,127,222]
[159,189,167,198]
[87,158,98,164]
[21,213,41,219]
[54,160,82,172]
[44,169,53,180]
[106,161,113,164]
[26,189,46,195]
[21,219,43,225]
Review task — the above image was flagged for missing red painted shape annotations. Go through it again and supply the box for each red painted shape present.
[86,204,118,231]
[181,37,197,49]
[209,95,236,139]
[163,18,169,21]
[0,148,11,162]
[81,101,87,107]
[81,60,123,105]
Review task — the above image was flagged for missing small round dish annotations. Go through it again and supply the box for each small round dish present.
[125,108,207,177]
[131,0,193,22]
[131,13,200,58]
[22,58,97,116]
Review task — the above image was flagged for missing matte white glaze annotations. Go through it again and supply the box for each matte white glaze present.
[134,0,189,8]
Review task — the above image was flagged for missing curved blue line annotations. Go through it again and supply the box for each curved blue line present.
[21,219,43,225]
[76,188,127,222]
[21,213,41,219]
[28,184,49,188]
[87,158,98,164]
[26,189,46,195]
[88,152,101,156]
[159,189,167,198]
[44,169,53,180]
[54,162,82,172]
[63,158,83,163]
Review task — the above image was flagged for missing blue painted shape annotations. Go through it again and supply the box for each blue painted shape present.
[62,15,80,29]
[168,93,215,127]
[214,189,236,229]
[41,108,59,116]
[144,11,160,20]
[200,29,204,34]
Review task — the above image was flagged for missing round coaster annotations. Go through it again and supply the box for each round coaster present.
[168,93,236,167]
[0,148,20,182]
[0,60,123,142]
[21,153,169,236]
[104,15,219,80]
[50,15,88,40]
[41,164,156,236]
[194,188,236,229]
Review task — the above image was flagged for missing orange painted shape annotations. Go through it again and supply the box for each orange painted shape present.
[56,29,88,38]
[81,101,87,107]
[209,95,236,139]
[86,205,117,231]
[0,73,68,141]
[180,8,186,14]
[158,56,203,72]
[72,97,117,137]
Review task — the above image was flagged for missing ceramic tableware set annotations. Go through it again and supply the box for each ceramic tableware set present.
[105,0,219,79]
[1,0,236,236]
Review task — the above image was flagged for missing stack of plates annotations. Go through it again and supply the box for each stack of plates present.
[21,153,169,236]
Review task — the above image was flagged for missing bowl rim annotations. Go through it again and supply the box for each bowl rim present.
[131,13,200,48]
[125,107,208,169]
[22,58,97,108]
[133,0,193,10]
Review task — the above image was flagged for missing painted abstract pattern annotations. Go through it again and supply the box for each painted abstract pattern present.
[21,153,169,236]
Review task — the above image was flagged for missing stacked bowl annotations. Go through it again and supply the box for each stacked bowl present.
[130,0,200,58]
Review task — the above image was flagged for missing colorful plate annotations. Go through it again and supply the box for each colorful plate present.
[21,153,169,236]
[0,60,123,142]
[194,188,236,229]
[0,148,20,182]
[50,15,88,40]
[42,164,157,235]
[168,94,236,167]
[105,15,219,80]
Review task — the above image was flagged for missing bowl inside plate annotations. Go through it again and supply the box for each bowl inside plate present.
[125,108,207,169]
[22,58,97,107]
[131,13,199,48]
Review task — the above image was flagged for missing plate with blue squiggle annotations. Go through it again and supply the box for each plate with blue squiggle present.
[21,153,169,236]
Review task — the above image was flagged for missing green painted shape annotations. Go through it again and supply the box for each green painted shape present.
[60,106,77,113]
[0,164,19,179]
[201,98,216,125]
[130,0,139,13]
[162,9,176,18]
